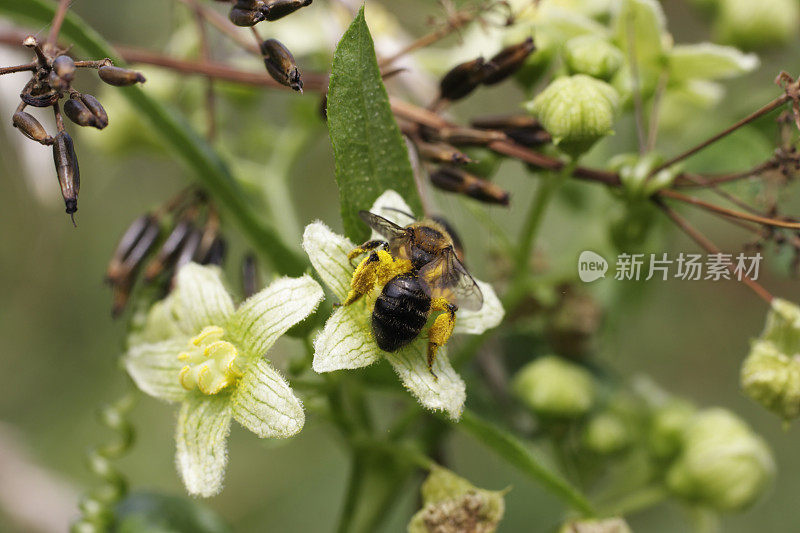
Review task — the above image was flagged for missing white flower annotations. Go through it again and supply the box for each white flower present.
[303,191,504,420]
[123,263,323,497]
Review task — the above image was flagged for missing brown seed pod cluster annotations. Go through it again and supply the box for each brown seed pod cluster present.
[226,0,313,27]
[4,35,145,224]
[396,38,543,207]
[105,189,228,318]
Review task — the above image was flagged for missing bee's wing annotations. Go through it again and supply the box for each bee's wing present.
[418,248,484,311]
[358,211,407,240]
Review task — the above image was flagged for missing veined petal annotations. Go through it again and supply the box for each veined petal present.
[313,304,382,372]
[175,395,233,497]
[124,338,189,402]
[231,275,323,357]
[231,358,305,438]
[368,190,414,237]
[173,263,235,334]
[385,341,466,420]
[302,222,355,301]
[454,279,504,335]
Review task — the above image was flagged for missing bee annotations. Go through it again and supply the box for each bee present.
[342,210,483,377]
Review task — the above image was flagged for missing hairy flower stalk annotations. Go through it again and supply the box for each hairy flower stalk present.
[303,191,504,419]
[123,263,323,496]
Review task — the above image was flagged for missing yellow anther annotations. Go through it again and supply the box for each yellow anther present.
[178,326,242,394]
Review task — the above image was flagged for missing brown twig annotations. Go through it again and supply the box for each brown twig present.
[0,62,36,75]
[655,199,774,303]
[47,0,71,48]
[660,189,800,230]
[651,93,791,175]
[187,0,217,140]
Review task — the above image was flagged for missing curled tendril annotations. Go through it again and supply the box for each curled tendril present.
[70,385,137,533]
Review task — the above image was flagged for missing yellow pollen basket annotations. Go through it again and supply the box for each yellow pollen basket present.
[178,325,244,395]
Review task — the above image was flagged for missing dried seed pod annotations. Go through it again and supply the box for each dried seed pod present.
[482,38,536,86]
[503,127,551,148]
[20,81,59,107]
[416,141,474,165]
[52,55,76,82]
[64,98,97,128]
[98,65,146,87]
[173,228,203,273]
[79,94,109,129]
[12,111,52,144]
[261,39,303,92]
[425,126,507,146]
[106,214,158,284]
[439,57,488,101]
[262,0,313,21]
[241,253,260,298]
[430,166,510,206]
[201,237,227,266]
[229,6,265,26]
[52,131,80,218]
[143,219,194,282]
[235,0,264,7]
[117,221,162,281]
[111,277,134,319]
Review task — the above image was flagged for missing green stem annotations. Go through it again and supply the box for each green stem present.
[514,165,572,278]
[600,485,669,517]
[0,0,307,276]
[457,409,595,516]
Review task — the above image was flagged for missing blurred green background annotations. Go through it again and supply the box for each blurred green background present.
[0,1,799,532]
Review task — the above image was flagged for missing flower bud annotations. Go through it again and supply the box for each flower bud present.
[260,39,303,93]
[12,111,52,144]
[408,466,507,533]
[647,399,695,459]
[760,298,800,352]
[525,75,619,158]
[512,355,595,418]
[52,131,80,219]
[98,65,146,87]
[715,0,799,50]
[64,98,99,129]
[564,35,623,80]
[559,517,632,533]
[665,408,774,511]
[583,412,631,455]
[741,340,800,421]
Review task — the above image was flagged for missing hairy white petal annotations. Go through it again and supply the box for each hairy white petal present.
[303,222,356,301]
[175,395,232,497]
[231,358,305,438]
[385,341,466,420]
[232,275,323,357]
[454,280,504,335]
[313,304,382,372]
[368,190,414,237]
[124,338,189,403]
[173,264,235,334]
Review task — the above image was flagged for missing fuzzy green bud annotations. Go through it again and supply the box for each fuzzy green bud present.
[564,35,623,80]
[742,340,800,421]
[647,399,696,459]
[408,466,507,533]
[559,517,632,533]
[525,75,619,158]
[512,356,595,418]
[715,0,799,50]
[583,412,631,455]
[740,299,800,421]
[665,408,774,511]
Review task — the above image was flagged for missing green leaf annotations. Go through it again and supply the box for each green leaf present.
[669,43,759,81]
[0,0,306,276]
[458,409,595,516]
[327,6,421,242]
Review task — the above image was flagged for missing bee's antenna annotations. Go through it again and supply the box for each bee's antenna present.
[381,206,416,221]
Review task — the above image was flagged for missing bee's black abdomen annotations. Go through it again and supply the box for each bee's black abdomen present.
[372,274,431,352]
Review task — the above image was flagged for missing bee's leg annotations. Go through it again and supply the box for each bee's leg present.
[342,250,403,306]
[347,240,388,265]
[426,298,458,381]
